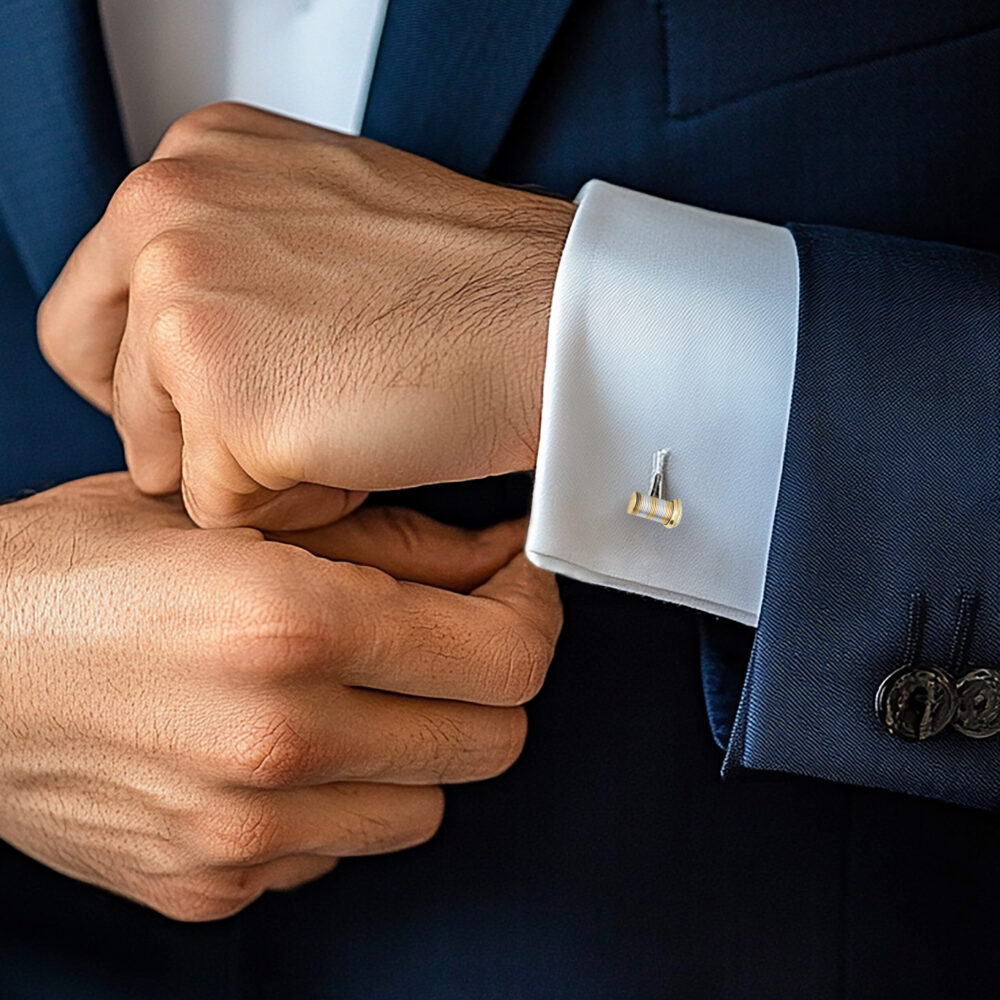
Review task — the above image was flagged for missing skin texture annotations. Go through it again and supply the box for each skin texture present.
[38,102,577,530]
[0,474,561,921]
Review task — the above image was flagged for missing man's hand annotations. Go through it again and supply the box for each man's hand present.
[38,103,576,529]
[0,474,561,920]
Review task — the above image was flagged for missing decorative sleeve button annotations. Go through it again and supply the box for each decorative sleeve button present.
[875,666,958,741]
[953,668,1000,739]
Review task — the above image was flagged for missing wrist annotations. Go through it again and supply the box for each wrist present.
[485,193,576,476]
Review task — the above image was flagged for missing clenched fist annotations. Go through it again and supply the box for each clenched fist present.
[0,474,561,920]
[39,102,576,530]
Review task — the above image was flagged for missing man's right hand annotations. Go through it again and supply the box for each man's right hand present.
[38,104,574,531]
[0,473,561,921]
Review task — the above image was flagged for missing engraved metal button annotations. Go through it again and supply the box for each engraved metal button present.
[875,666,957,741]
[953,668,1000,739]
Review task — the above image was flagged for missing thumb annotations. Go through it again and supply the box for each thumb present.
[266,507,529,593]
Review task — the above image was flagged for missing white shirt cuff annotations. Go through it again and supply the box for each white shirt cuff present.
[525,180,800,627]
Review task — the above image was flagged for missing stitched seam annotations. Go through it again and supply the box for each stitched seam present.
[947,589,979,673]
[901,592,926,670]
[667,21,1000,120]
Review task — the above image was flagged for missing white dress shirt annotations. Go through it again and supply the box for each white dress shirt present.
[98,1,800,627]
[98,0,388,158]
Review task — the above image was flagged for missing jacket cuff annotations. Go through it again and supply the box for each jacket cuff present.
[722,224,1000,810]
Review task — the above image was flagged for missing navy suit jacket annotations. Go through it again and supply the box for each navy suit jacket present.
[1,1,998,997]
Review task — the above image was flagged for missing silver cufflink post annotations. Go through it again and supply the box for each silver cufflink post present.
[627,449,682,528]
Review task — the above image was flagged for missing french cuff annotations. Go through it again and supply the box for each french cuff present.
[525,180,799,627]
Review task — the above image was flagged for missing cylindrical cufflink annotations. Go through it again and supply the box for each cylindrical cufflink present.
[626,449,682,528]
[627,491,681,528]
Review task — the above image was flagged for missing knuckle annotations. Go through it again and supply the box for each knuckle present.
[198,800,283,865]
[215,579,332,680]
[483,708,528,778]
[324,137,377,179]
[156,116,202,155]
[156,102,264,159]
[154,102,249,155]
[141,299,220,397]
[488,623,553,706]
[112,158,201,219]
[241,628,327,681]
[224,710,317,789]
[339,787,445,854]
[132,233,202,300]
[331,560,396,608]
[182,100,252,132]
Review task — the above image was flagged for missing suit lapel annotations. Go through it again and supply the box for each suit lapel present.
[0,0,572,294]
[0,0,127,296]
[363,0,575,176]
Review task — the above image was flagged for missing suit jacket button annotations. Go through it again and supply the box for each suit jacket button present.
[953,668,1000,738]
[875,666,957,740]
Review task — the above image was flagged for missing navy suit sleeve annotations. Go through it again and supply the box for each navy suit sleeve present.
[720,224,1000,810]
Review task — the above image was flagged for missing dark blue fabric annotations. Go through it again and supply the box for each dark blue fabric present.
[487,4,999,249]
[0,222,123,494]
[0,0,128,294]
[2,0,1000,997]
[363,0,574,177]
[0,0,126,492]
[723,226,1000,809]
[698,615,753,748]
[660,0,997,117]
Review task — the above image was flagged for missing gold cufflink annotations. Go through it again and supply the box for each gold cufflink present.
[627,449,682,528]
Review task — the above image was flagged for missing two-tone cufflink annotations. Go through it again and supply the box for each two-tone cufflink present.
[627,449,681,528]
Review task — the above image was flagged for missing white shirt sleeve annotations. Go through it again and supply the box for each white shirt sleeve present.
[525,180,800,627]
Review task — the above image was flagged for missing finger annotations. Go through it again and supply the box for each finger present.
[256,854,339,892]
[336,690,527,786]
[219,784,444,866]
[269,507,528,592]
[209,686,525,789]
[110,292,363,521]
[327,553,563,706]
[109,227,261,500]
[36,160,203,411]
[37,221,133,412]
[282,782,445,857]
[111,315,184,493]
[152,101,351,158]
